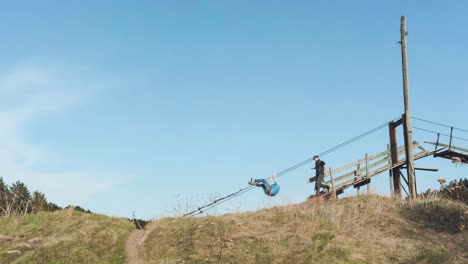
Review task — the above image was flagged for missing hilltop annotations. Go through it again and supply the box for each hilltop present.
[138,195,467,264]
[0,209,134,263]
[0,195,466,263]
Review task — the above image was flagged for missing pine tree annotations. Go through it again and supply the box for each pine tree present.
[0,178,62,216]
[0,177,10,216]
[32,191,48,213]
[9,181,32,215]
[47,202,62,212]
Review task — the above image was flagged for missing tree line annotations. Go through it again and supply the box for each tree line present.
[0,177,150,228]
[0,177,62,216]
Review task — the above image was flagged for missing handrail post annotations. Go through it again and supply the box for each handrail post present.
[356,162,361,196]
[329,168,336,199]
[365,153,370,194]
[449,127,453,150]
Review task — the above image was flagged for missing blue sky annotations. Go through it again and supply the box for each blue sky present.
[0,1,467,219]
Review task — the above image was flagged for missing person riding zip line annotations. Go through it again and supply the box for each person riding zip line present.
[248,175,280,196]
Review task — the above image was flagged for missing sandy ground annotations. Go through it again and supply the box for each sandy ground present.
[125,229,146,264]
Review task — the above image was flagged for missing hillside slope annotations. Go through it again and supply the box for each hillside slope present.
[141,195,467,264]
[0,209,134,264]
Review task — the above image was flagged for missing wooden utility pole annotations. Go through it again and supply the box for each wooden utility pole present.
[400,16,416,198]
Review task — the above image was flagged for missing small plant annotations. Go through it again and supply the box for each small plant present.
[402,195,467,233]
[64,205,92,214]
[440,178,468,205]
[411,246,450,264]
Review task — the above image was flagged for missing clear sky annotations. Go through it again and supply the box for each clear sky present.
[0,1,467,219]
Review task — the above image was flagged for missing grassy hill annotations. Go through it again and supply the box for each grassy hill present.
[0,208,134,264]
[0,195,466,264]
[141,195,467,264]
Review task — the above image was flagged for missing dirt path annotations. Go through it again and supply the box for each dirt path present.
[125,229,146,264]
[125,223,158,264]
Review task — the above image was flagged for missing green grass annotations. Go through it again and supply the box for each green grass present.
[0,209,134,264]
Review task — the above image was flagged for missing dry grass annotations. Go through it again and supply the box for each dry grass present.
[0,208,134,263]
[142,195,468,264]
[402,193,468,233]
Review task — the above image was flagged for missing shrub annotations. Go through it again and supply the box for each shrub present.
[440,178,468,205]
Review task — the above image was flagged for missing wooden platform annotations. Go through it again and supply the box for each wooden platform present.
[307,141,444,198]
[424,141,468,164]
[332,148,439,195]
[433,149,468,164]
[308,139,468,199]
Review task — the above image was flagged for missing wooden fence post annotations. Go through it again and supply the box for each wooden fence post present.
[366,153,370,194]
[329,167,336,199]
[387,144,394,197]
[356,162,360,196]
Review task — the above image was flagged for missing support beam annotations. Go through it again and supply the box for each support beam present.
[400,171,409,187]
[400,183,409,197]
[387,144,394,196]
[449,127,454,150]
[415,167,439,172]
[389,121,402,197]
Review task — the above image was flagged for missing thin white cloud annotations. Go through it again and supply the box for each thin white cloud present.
[0,60,130,206]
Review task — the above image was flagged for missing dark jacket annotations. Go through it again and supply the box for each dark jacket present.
[315,159,326,176]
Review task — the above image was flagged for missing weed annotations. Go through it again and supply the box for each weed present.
[410,246,451,264]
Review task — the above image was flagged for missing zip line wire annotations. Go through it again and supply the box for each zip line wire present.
[413,126,468,142]
[412,116,468,133]
[184,117,468,217]
[182,118,396,217]
[275,121,391,177]
[189,186,256,217]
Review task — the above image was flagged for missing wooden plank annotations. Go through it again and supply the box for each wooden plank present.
[424,141,468,154]
[393,117,404,127]
[325,142,421,185]
[434,150,468,164]
[329,142,420,176]
[334,151,422,191]
[414,167,438,172]
[324,155,391,185]
[333,150,436,191]
[307,176,317,183]
[331,158,364,176]
[330,146,392,175]
[354,178,370,189]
